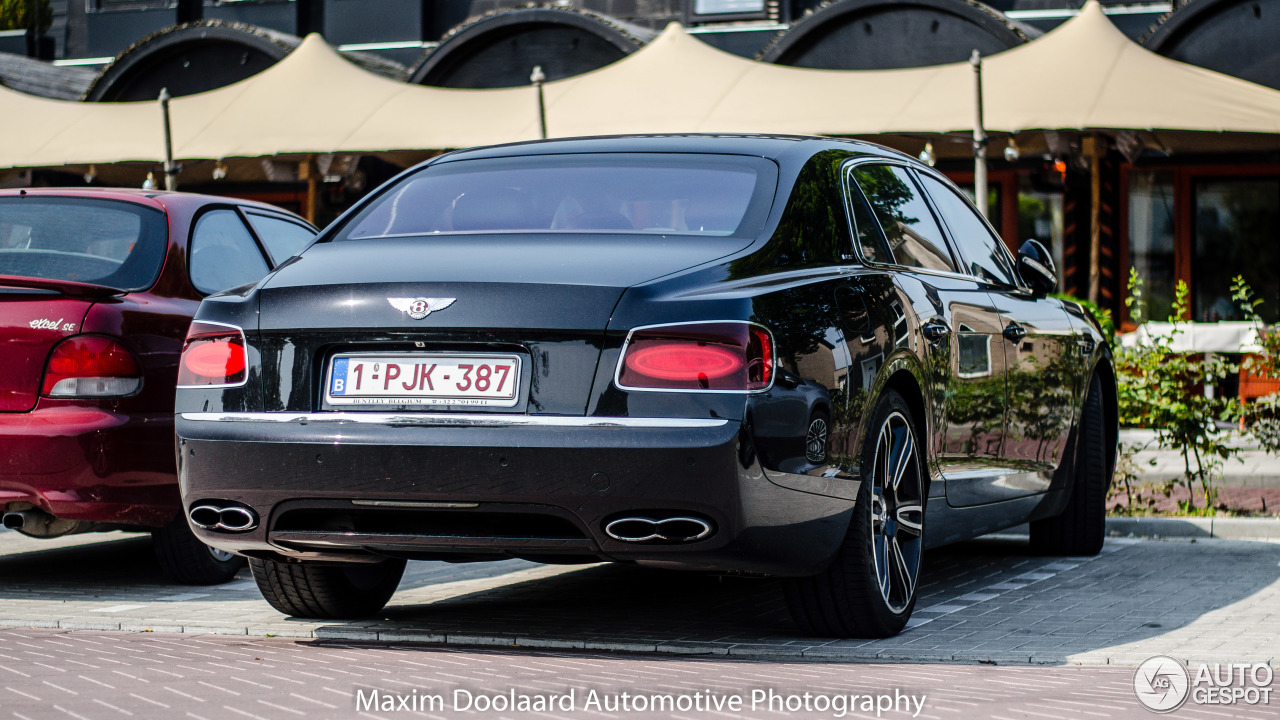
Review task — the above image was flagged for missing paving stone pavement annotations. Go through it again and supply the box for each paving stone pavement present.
[1,628,1276,720]
[0,529,1276,668]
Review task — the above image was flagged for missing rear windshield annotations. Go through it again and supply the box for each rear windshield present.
[335,154,777,241]
[0,197,167,291]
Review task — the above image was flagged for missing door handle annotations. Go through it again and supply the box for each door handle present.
[922,321,951,343]
[1003,323,1027,343]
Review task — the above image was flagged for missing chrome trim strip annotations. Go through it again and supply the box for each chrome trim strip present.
[351,500,479,509]
[178,412,730,429]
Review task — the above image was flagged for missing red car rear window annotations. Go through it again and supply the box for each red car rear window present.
[0,197,167,292]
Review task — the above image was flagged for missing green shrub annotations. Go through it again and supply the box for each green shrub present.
[0,0,51,33]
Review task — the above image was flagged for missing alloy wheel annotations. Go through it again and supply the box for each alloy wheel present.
[806,415,829,463]
[869,411,924,614]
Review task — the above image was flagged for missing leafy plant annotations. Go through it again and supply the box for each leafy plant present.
[0,0,51,33]
[1230,275,1280,452]
[1116,270,1238,514]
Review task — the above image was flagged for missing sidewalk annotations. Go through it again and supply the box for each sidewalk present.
[1120,428,1280,488]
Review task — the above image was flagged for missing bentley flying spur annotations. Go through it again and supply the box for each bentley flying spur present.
[176,135,1117,636]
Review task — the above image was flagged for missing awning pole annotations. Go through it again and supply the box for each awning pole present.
[1085,133,1103,304]
[159,87,178,191]
[300,156,319,225]
[970,50,988,219]
[531,66,547,140]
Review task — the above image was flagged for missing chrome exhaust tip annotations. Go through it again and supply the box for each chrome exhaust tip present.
[189,505,223,530]
[1,511,26,530]
[217,506,257,532]
[188,503,258,533]
[604,516,713,543]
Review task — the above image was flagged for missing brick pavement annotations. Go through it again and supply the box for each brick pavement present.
[2,628,1276,720]
[0,529,1275,668]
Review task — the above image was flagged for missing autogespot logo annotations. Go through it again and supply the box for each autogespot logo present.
[1134,656,1191,713]
[1135,656,1275,713]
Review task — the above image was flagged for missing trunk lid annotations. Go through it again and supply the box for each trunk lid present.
[256,235,744,414]
[0,283,97,412]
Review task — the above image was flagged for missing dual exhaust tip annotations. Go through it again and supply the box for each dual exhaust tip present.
[604,515,713,543]
[189,503,258,533]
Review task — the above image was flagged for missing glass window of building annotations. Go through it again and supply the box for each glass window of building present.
[1194,178,1280,323]
[1127,171,1177,325]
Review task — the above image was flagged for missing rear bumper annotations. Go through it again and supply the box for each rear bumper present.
[0,406,179,527]
[176,412,858,576]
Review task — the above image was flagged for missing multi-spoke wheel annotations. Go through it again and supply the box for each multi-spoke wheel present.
[869,410,924,614]
[805,411,830,464]
[785,389,925,637]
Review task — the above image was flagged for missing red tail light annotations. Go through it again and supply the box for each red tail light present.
[42,336,142,398]
[178,321,248,387]
[616,322,774,391]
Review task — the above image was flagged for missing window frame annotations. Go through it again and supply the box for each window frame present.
[915,171,1024,291]
[839,157,967,281]
[186,205,273,297]
[242,209,319,265]
[187,205,317,296]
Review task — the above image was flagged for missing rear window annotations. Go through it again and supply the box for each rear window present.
[335,154,777,241]
[0,197,167,291]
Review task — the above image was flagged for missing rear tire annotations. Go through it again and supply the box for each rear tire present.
[785,389,925,637]
[249,557,406,619]
[1030,373,1108,556]
[152,516,245,585]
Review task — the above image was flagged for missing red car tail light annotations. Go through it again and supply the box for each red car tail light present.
[616,322,774,391]
[178,321,248,387]
[42,335,142,398]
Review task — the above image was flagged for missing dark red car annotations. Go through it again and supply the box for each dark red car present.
[0,188,315,583]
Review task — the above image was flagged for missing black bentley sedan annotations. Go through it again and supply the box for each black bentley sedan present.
[175,135,1116,637]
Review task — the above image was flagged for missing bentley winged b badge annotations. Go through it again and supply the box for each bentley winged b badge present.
[387,297,456,320]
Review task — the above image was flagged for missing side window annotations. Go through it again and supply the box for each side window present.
[851,165,956,273]
[189,209,270,295]
[919,175,1019,286]
[245,212,315,264]
[845,173,892,264]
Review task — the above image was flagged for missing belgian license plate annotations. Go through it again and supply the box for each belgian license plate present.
[326,354,521,407]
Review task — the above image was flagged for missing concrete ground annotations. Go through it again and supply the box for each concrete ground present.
[0,529,1275,668]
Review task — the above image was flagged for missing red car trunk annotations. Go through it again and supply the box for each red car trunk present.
[0,290,94,412]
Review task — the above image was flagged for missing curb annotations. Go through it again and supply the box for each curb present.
[1104,516,1280,540]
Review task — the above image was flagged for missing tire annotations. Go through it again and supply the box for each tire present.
[249,557,406,619]
[785,389,925,637]
[1030,373,1108,556]
[151,515,245,585]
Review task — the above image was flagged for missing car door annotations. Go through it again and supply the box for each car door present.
[918,173,1077,498]
[845,162,1008,501]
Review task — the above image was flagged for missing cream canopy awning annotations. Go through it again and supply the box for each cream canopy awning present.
[543,0,1280,138]
[168,34,540,159]
[0,85,160,167]
[3,0,1280,173]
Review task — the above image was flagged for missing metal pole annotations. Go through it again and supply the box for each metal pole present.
[159,88,178,191]
[1085,133,1104,304]
[530,65,547,140]
[970,50,988,219]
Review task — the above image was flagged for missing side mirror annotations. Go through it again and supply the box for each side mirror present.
[1016,239,1057,297]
